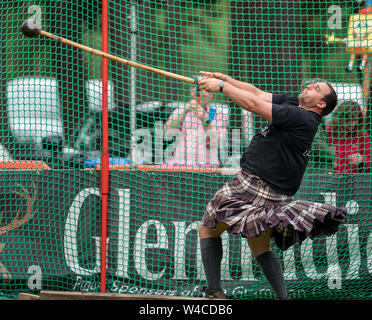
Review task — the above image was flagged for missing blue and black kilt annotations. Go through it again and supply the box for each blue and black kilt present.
[201,170,347,251]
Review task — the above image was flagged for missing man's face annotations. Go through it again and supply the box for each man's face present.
[299,82,330,109]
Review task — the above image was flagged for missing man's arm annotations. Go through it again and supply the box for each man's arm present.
[198,78,272,122]
[199,71,272,103]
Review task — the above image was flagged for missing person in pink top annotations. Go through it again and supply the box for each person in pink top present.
[163,78,229,168]
[326,100,372,174]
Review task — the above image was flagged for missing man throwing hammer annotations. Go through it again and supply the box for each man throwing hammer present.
[197,72,347,300]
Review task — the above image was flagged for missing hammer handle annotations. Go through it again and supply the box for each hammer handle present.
[39,29,196,84]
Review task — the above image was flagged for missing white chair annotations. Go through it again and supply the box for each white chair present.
[326,83,364,120]
[0,143,13,161]
[6,77,64,145]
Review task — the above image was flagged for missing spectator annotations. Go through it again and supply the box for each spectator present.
[326,100,372,174]
[163,77,229,167]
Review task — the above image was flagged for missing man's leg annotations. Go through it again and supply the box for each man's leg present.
[248,229,290,300]
[198,222,228,297]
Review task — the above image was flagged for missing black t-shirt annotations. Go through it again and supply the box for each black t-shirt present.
[240,93,322,196]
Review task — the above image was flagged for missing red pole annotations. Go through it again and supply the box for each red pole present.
[100,0,109,293]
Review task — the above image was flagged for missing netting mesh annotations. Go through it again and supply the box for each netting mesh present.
[0,0,371,300]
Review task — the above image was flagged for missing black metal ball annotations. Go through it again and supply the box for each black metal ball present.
[21,19,40,38]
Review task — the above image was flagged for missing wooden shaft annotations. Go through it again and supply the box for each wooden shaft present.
[38,29,196,84]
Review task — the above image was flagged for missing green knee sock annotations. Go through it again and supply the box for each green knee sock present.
[200,237,223,291]
[255,251,290,300]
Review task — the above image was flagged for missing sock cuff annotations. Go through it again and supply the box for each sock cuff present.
[255,250,275,262]
[200,237,222,250]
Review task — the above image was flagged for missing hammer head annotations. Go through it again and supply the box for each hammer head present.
[21,19,41,38]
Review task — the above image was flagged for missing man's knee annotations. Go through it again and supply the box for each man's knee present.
[199,222,228,239]
[247,229,273,258]
[198,223,213,238]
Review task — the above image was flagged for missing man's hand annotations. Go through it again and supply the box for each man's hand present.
[198,77,221,93]
[200,71,229,82]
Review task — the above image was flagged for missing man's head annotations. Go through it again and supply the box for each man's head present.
[299,81,337,116]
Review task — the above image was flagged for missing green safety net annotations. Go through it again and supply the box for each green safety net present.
[0,0,371,300]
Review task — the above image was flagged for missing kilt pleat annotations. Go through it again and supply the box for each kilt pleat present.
[201,170,347,251]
